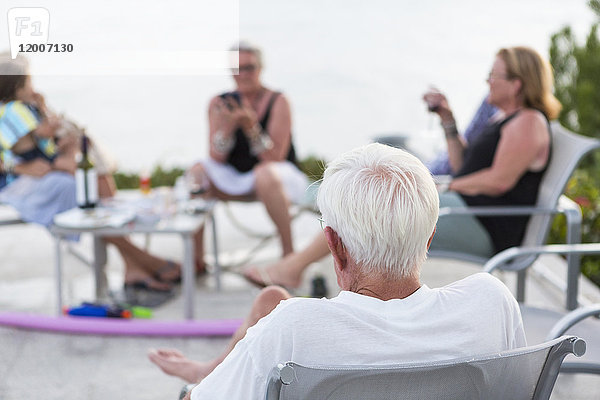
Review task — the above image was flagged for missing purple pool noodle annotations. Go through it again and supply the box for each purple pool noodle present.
[0,312,242,337]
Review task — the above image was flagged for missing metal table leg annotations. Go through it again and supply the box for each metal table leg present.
[210,213,221,291]
[183,233,196,320]
[55,235,63,315]
[93,235,109,300]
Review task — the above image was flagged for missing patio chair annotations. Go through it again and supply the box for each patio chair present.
[430,122,600,310]
[484,244,600,375]
[0,202,94,268]
[214,181,320,268]
[265,336,585,400]
[0,202,24,226]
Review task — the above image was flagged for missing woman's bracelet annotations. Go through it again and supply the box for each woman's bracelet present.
[441,120,459,138]
[248,124,274,156]
[212,130,234,154]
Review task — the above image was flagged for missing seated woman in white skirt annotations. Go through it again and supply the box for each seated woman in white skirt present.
[188,41,307,271]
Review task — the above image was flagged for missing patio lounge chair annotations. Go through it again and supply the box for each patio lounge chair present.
[430,122,600,310]
[213,182,321,268]
[0,202,24,226]
[264,336,585,400]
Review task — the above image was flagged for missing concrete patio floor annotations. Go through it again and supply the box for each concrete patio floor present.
[0,202,599,399]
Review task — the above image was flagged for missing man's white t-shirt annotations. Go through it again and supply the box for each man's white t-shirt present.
[192,273,525,399]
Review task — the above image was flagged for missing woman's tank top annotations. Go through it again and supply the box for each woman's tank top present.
[226,91,297,173]
[456,111,550,253]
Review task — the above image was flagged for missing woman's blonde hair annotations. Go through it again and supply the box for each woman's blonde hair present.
[497,46,562,120]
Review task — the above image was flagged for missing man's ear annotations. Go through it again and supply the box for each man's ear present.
[426,226,436,250]
[324,226,347,271]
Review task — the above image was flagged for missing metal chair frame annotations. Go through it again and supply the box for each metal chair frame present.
[430,122,600,310]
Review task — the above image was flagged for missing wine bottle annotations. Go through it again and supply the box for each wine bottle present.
[75,132,98,209]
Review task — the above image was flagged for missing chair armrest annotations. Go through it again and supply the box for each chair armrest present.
[439,194,579,218]
[546,304,600,340]
[438,205,558,218]
[484,243,600,273]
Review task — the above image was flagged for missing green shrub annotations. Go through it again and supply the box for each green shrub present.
[548,1,600,285]
[113,166,185,190]
[149,166,185,187]
[297,155,327,182]
[113,171,140,190]
[548,160,600,285]
[112,156,327,190]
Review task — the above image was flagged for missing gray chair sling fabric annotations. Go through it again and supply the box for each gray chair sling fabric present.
[265,336,585,400]
[431,123,600,309]
[519,304,600,375]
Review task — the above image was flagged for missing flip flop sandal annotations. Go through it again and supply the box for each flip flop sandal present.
[123,279,175,308]
[124,278,173,293]
[154,261,182,284]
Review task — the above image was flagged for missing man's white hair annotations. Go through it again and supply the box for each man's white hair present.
[317,143,439,279]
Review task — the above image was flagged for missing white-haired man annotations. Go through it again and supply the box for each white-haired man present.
[149,143,526,399]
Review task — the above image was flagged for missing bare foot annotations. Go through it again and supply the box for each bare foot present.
[148,348,217,383]
[243,259,303,289]
[154,260,182,283]
[125,266,172,291]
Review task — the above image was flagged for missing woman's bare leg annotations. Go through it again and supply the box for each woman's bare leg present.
[148,286,291,382]
[98,174,117,198]
[188,162,258,271]
[254,163,294,256]
[104,237,178,287]
[193,226,205,272]
[243,232,330,288]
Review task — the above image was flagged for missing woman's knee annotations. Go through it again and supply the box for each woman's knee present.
[252,286,291,318]
[189,162,213,192]
[254,162,282,192]
[189,162,205,175]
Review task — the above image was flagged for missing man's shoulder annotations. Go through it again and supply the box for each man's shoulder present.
[454,271,503,286]
[273,296,331,314]
[262,297,337,326]
[447,273,513,299]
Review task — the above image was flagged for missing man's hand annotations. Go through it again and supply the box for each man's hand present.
[14,158,52,177]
